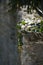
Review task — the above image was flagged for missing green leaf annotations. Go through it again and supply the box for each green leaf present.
[16,24,21,29]
[20,20,26,25]
[40,20,43,32]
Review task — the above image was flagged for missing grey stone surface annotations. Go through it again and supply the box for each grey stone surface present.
[0,1,21,65]
[21,32,43,65]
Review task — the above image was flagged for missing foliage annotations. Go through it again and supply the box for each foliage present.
[16,20,43,47]
[16,24,21,29]
[17,31,23,46]
[40,20,43,32]
[8,0,43,46]
[8,0,41,12]
[17,19,43,32]
[20,20,27,25]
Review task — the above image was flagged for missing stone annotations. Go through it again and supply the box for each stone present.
[21,32,43,65]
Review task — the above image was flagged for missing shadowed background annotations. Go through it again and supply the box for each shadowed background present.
[0,0,21,65]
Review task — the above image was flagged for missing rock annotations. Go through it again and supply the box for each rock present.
[21,32,43,65]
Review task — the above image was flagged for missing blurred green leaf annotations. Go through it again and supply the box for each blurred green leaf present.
[40,20,43,32]
[16,24,21,29]
[20,20,26,25]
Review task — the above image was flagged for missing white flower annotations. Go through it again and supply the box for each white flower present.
[33,10,36,13]
[37,19,41,23]
[17,9,43,32]
[26,25,31,28]
[31,15,35,20]
[24,18,30,23]
[19,23,22,26]
[21,25,25,30]
[26,19,31,23]
[29,20,34,25]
